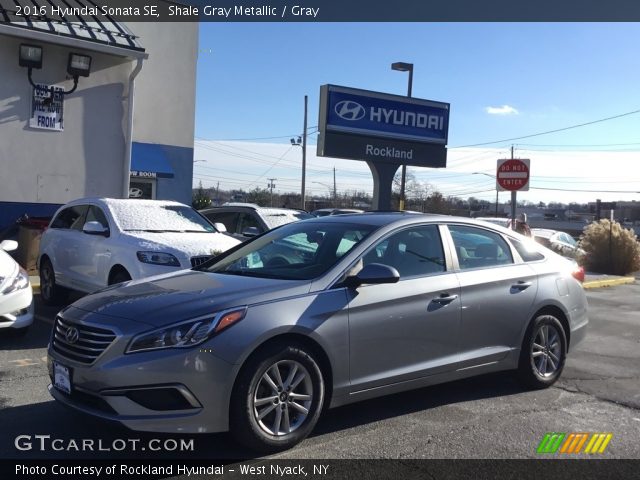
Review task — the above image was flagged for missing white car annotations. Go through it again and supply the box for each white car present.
[0,240,34,334]
[38,198,241,305]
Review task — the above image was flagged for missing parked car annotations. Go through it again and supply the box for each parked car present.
[38,198,240,304]
[47,213,587,452]
[0,240,34,334]
[475,216,533,237]
[200,203,313,240]
[311,208,365,217]
[532,228,585,261]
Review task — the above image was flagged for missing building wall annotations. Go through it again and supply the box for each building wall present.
[0,35,131,209]
[0,23,199,229]
[130,23,198,205]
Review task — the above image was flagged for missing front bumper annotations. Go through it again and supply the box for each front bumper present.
[0,285,34,329]
[47,310,239,433]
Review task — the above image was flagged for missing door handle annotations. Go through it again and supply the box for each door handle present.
[433,293,458,305]
[511,281,532,290]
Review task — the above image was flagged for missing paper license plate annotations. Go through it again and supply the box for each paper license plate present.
[53,362,72,394]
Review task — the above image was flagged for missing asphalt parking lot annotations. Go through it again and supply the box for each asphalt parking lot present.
[0,283,639,465]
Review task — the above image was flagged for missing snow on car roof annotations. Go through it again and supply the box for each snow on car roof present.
[259,208,313,228]
[101,198,213,232]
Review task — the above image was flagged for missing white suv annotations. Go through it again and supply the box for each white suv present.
[38,198,240,304]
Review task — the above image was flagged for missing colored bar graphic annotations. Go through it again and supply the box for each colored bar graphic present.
[537,433,566,454]
[584,433,613,454]
[538,433,613,455]
[559,433,589,454]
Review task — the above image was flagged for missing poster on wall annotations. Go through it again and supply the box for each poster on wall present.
[29,83,64,131]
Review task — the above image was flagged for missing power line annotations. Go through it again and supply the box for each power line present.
[530,186,640,193]
[194,127,318,142]
[451,109,640,148]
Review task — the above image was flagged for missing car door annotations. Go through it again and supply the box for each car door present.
[347,224,461,392]
[447,224,539,368]
[73,205,111,291]
[47,205,89,289]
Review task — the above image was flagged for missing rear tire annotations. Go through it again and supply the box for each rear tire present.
[517,314,567,389]
[230,343,325,453]
[39,258,68,306]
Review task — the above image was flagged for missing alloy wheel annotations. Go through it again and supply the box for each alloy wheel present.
[531,324,562,377]
[252,360,313,436]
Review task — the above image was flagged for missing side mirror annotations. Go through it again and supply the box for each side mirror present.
[242,226,261,237]
[82,221,109,237]
[213,222,227,233]
[0,239,18,252]
[346,263,400,288]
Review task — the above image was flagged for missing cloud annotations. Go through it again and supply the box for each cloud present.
[485,105,519,115]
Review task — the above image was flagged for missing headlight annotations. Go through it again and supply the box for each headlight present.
[1,266,30,295]
[126,307,247,353]
[136,251,181,267]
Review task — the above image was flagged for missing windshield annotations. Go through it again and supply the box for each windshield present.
[202,221,376,280]
[111,203,216,232]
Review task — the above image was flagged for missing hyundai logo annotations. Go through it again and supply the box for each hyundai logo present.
[65,327,80,344]
[334,100,366,121]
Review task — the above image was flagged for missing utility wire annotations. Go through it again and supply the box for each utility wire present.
[451,109,640,148]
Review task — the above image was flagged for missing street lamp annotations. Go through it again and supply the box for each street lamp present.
[472,172,499,217]
[312,181,336,207]
[391,62,413,211]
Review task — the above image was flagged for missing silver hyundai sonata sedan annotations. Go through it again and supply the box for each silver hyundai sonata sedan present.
[47,213,588,451]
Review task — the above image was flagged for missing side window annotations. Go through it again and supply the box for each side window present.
[449,225,514,269]
[85,206,109,230]
[204,211,238,234]
[363,225,445,278]
[50,205,88,230]
[238,213,263,234]
[509,237,545,262]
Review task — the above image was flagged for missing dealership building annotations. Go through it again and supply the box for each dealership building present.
[0,2,198,230]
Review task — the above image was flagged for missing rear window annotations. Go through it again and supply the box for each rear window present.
[509,238,545,262]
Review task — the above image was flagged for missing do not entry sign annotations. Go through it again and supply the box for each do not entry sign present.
[496,159,530,191]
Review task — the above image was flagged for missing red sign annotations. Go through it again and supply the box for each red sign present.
[496,159,530,191]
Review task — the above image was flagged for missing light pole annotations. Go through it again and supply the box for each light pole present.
[472,172,499,217]
[291,95,308,211]
[267,178,276,207]
[391,62,413,211]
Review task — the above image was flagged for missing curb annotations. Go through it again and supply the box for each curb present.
[583,277,636,289]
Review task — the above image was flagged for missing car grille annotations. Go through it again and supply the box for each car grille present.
[191,255,213,267]
[52,316,116,365]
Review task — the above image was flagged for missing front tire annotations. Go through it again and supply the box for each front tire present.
[39,258,68,306]
[230,343,325,453]
[109,269,131,285]
[518,314,567,389]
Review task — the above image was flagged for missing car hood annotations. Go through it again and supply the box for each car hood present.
[121,231,240,258]
[69,269,311,327]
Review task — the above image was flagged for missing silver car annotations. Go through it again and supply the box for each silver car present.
[47,213,588,452]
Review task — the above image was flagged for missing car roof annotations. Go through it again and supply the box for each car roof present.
[299,211,501,229]
[532,228,560,238]
[56,197,188,210]
[201,205,308,215]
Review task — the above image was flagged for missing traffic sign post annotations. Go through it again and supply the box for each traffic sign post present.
[496,158,530,231]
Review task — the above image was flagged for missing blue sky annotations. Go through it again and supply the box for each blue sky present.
[193,23,640,204]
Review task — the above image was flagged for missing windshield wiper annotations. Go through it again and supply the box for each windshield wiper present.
[215,270,290,279]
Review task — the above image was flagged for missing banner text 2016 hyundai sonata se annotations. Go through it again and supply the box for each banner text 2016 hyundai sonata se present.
[47,213,588,452]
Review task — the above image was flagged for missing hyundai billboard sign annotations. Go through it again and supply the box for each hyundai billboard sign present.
[318,84,449,167]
